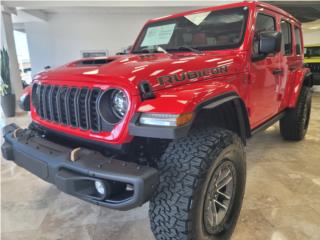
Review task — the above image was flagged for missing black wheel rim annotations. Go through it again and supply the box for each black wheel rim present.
[203,161,236,235]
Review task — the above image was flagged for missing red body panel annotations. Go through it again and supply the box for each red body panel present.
[30,1,306,144]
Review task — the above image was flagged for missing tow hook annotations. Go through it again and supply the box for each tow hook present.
[12,128,23,138]
[70,147,81,162]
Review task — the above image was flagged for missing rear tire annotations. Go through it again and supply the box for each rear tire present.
[149,128,246,240]
[280,87,312,141]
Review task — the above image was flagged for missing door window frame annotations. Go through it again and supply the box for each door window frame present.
[280,19,293,56]
[251,10,277,58]
[293,26,303,56]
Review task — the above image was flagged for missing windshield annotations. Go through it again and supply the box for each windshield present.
[305,47,320,57]
[133,7,249,54]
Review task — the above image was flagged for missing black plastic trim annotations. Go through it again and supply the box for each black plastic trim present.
[29,122,129,154]
[129,113,192,139]
[304,71,315,87]
[251,111,286,135]
[195,92,239,111]
[2,123,159,211]
[129,92,250,140]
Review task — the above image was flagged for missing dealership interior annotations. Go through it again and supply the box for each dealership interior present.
[1,1,320,240]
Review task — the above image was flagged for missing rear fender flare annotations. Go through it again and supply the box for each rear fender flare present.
[288,68,311,108]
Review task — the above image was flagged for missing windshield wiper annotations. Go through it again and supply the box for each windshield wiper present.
[133,45,167,54]
[177,46,202,54]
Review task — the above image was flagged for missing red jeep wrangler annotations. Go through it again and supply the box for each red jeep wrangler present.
[2,2,313,239]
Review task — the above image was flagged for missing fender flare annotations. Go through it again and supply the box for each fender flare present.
[303,72,313,87]
[288,69,312,108]
[194,92,251,143]
[130,91,251,142]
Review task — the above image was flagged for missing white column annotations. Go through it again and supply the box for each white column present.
[1,7,23,99]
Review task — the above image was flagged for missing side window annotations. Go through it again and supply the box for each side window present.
[253,13,275,54]
[280,20,292,55]
[255,13,276,33]
[294,27,302,55]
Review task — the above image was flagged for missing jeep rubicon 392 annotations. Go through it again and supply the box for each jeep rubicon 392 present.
[2,2,316,239]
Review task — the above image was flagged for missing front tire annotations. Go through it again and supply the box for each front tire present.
[149,128,246,240]
[280,86,312,141]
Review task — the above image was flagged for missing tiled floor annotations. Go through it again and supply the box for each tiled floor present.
[1,93,320,240]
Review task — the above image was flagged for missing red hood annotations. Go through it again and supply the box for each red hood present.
[35,50,247,95]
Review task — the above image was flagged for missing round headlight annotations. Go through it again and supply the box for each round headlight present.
[111,90,128,119]
[98,88,129,124]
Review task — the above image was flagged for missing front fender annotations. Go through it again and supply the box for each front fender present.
[137,79,240,114]
[129,78,245,139]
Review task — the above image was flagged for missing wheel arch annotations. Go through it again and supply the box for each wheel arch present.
[288,68,312,108]
[303,72,313,87]
[131,83,251,142]
[192,92,251,144]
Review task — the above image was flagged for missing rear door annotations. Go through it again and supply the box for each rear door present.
[249,10,280,128]
[278,19,296,111]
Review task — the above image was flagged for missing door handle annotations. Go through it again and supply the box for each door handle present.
[272,69,283,75]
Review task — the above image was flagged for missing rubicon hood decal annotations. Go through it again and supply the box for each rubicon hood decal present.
[157,65,228,86]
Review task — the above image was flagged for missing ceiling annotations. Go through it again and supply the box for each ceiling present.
[265,1,320,22]
[4,1,320,26]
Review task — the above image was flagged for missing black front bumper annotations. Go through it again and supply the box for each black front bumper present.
[1,123,159,210]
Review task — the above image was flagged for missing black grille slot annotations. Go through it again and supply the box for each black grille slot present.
[68,88,79,127]
[32,84,104,132]
[44,85,52,120]
[51,86,59,122]
[38,85,45,118]
[59,87,68,125]
[78,88,90,130]
[89,88,102,132]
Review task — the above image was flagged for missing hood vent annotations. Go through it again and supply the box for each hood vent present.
[73,58,114,66]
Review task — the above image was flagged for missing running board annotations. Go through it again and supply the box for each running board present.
[251,111,286,136]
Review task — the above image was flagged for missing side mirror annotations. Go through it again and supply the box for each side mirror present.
[259,31,282,54]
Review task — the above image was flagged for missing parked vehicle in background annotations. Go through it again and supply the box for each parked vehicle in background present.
[2,2,316,239]
[305,44,320,85]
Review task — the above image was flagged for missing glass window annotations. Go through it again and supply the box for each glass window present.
[281,20,292,55]
[132,7,249,53]
[255,14,276,33]
[294,27,302,55]
[253,13,275,54]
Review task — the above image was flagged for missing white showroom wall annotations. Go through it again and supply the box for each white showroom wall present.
[24,21,54,75]
[23,8,192,75]
[19,7,320,76]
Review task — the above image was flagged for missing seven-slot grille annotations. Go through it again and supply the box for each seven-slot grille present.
[33,84,102,132]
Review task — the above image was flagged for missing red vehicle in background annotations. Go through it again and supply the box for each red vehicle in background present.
[3,2,315,239]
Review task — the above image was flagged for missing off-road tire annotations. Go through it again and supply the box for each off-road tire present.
[149,128,246,240]
[280,86,312,141]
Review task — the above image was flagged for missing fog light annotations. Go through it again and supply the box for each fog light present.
[94,180,106,196]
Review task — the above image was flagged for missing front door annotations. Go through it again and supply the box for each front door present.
[249,11,280,128]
